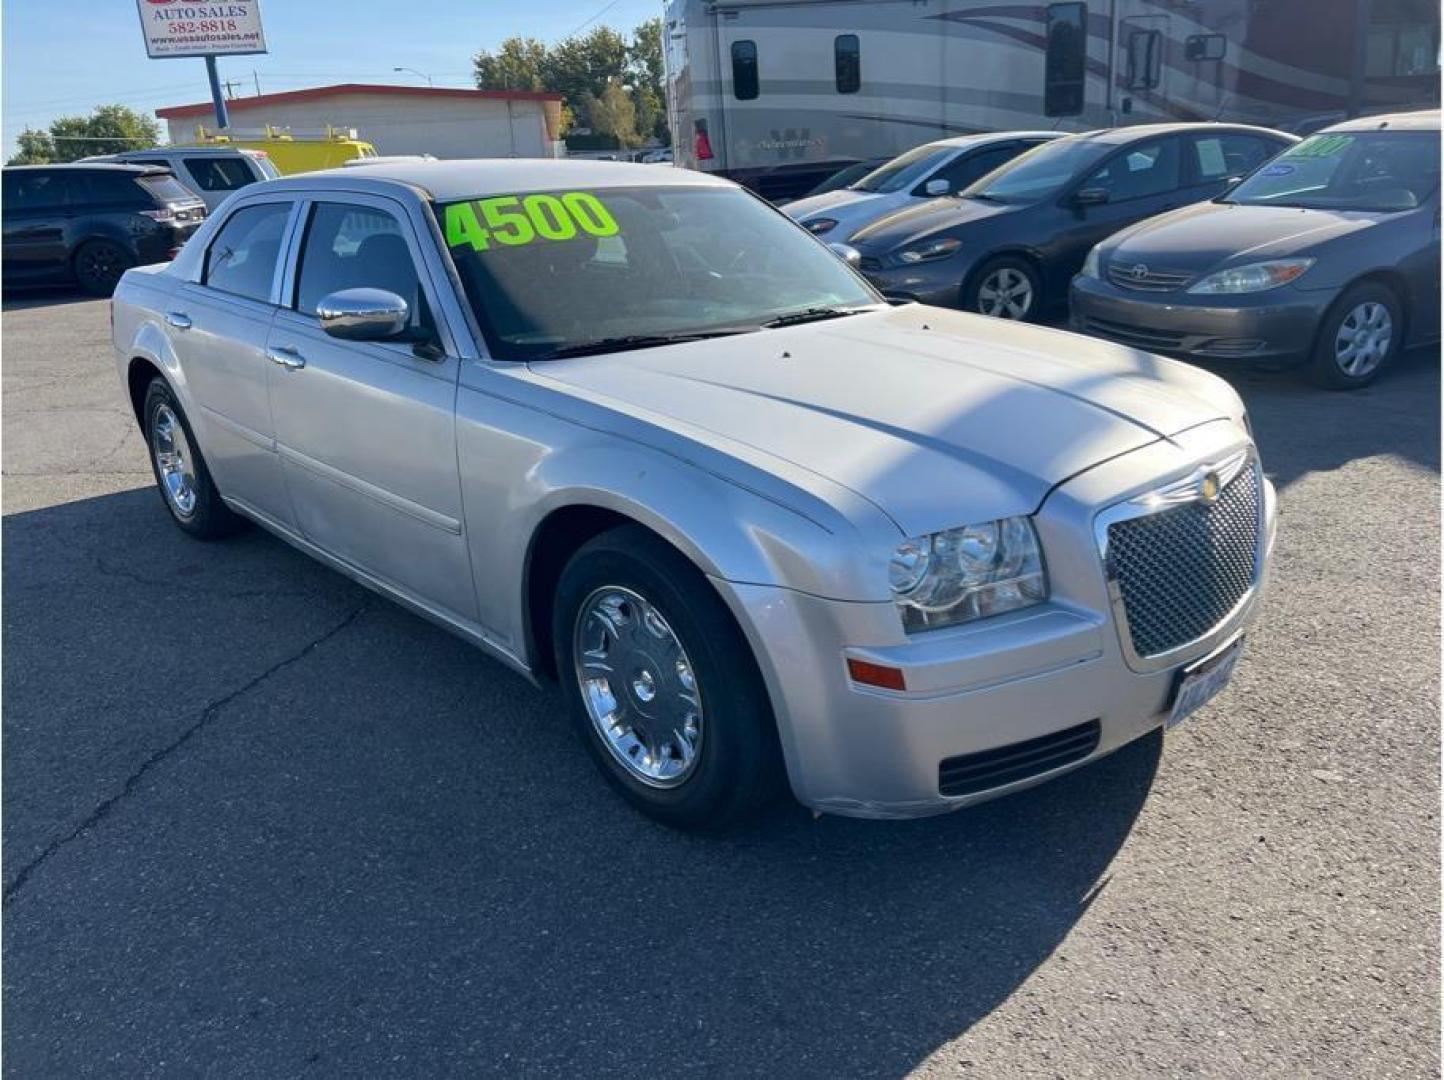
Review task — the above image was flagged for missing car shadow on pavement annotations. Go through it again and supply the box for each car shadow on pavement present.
[1,287,99,312]
[3,485,1160,1077]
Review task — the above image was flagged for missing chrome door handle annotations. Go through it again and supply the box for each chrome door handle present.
[165,311,192,330]
[266,346,306,370]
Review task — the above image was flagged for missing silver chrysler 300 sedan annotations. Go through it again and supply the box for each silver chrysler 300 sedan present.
[111,160,1276,827]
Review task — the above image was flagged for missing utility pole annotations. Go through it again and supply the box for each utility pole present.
[253,70,261,96]
[223,78,241,99]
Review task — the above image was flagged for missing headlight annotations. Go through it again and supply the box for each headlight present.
[1080,244,1102,279]
[1187,258,1314,295]
[804,218,838,235]
[897,237,962,263]
[888,516,1047,632]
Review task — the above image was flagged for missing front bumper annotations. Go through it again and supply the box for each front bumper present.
[858,254,976,308]
[1070,275,1330,365]
[718,421,1277,819]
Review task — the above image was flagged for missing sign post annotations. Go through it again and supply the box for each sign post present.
[135,1,268,130]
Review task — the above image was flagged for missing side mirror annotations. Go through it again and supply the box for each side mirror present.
[923,178,951,196]
[1072,187,1110,207]
[317,288,409,341]
[828,242,862,268]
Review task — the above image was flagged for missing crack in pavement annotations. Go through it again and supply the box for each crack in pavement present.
[2,601,371,905]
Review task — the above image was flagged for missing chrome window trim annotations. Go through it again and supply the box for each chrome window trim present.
[1093,446,1264,674]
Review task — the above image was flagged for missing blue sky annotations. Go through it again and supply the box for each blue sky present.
[2,0,663,157]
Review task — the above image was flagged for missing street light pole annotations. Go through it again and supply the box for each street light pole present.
[205,55,230,129]
[393,66,433,86]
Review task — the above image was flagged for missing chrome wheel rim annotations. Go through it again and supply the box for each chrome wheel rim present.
[573,585,703,788]
[151,403,198,518]
[1334,301,1392,377]
[977,267,1034,319]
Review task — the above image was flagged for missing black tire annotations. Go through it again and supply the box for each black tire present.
[1306,282,1403,390]
[552,524,785,829]
[141,377,247,539]
[73,239,134,297]
[963,255,1042,322]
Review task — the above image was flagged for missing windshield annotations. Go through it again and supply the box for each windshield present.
[850,144,952,193]
[440,186,878,361]
[1224,130,1440,212]
[964,138,1113,203]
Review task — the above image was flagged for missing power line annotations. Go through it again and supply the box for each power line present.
[564,0,624,39]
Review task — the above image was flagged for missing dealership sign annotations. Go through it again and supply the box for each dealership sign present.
[135,0,267,58]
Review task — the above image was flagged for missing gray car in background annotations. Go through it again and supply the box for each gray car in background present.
[84,146,280,211]
[783,132,1058,241]
[1072,110,1441,389]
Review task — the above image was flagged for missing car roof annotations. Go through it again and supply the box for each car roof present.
[259,157,734,201]
[1323,109,1440,133]
[4,162,170,174]
[1070,122,1295,144]
[931,130,1064,150]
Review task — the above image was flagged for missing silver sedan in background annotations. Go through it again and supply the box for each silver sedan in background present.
[112,160,1275,828]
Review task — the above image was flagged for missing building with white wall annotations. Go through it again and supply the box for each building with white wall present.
[157,83,564,159]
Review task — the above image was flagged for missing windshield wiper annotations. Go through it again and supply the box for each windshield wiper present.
[760,306,867,329]
[538,329,751,360]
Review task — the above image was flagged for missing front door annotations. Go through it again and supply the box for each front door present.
[168,197,297,526]
[266,195,475,621]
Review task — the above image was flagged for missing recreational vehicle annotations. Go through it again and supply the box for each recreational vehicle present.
[664,0,1440,199]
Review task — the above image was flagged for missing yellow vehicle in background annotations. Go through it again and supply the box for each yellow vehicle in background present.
[185,125,378,174]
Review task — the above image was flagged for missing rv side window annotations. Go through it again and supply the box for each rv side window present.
[1125,29,1162,90]
[1185,34,1227,62]
[732,40,759,100]
[1044,3,1087,117]
[835,34,861,94]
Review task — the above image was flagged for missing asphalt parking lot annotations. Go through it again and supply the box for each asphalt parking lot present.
[3,291,1439,1078]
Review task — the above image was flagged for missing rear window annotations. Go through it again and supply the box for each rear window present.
[138,174,200,204]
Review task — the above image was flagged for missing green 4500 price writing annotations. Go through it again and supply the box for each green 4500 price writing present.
[445,192,619,252]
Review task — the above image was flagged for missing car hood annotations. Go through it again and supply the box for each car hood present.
[783,189,910,235]
[1104,200,1381,273]
[849,196,1018,251]
[527,307,1238,537]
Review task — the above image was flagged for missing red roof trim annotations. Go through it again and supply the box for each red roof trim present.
[157,83,562,119]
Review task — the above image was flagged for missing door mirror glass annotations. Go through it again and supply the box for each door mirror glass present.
[923,178,951,196]
[317,288,409,341]
[1072,186,1110,206]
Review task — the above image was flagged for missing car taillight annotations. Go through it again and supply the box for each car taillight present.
[166,247,183,260]
[694,120,714,162]
[139,207,175,222]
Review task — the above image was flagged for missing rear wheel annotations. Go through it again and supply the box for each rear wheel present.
[1307,283,1402,389]
[73,239,133,297]
[552,525,784,828]
[964,255,1041,322]
[142,377,246,539]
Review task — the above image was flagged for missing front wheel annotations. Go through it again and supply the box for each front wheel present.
[1307,283,1402,389]
[964,255,1041,322]
[552,525,784,828]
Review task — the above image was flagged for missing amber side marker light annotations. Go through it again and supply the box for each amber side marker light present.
[847,658,907,691]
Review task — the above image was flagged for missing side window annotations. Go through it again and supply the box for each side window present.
[1044,3,1088,117]
[80,172,148,206]
[293,202,429,332]
[6,171,73,210]
[1083,139,1181,201]
[731,40,759,101]
[928,145,1021,194]
[1125,29,1163,90]
[184,157,256,192]
[1185,33,1227,61]
[835,34,860,94]
[203,202,291,303]
[1192,134,1277,183]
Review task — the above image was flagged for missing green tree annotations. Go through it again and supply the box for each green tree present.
[542,27,630,112]
[584,80,641,148]
[628,18,668,143]
[7,128,55,165]
[43,104,159,162]
[473,36,549,92]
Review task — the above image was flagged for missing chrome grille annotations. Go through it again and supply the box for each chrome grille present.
[1106,461,1261,659]
[1106,263,1193,291]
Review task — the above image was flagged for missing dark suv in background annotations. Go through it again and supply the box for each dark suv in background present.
[2,164,207,296]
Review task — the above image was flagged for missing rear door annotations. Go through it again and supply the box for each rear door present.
[265,194,474,620]
[1179,131,1285,205]
[169,197,297,526]
[2,170,75,281]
